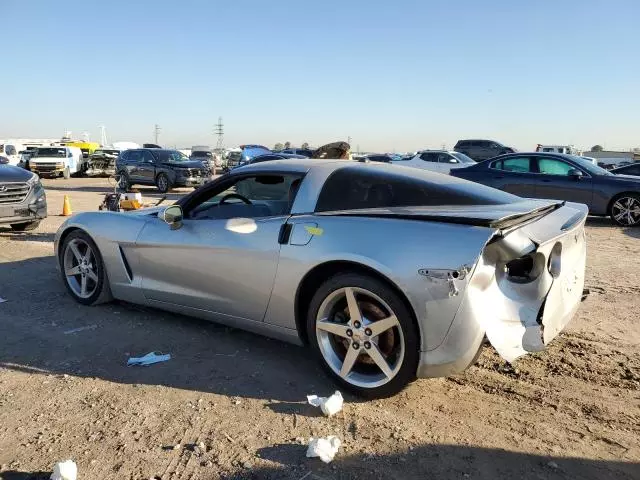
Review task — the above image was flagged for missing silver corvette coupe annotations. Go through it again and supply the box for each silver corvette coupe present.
[55,160,587,398]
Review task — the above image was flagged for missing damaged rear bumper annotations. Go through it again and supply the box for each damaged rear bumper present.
[417,202,588,378]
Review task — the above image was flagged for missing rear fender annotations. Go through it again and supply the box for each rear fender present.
[463,202,587,362]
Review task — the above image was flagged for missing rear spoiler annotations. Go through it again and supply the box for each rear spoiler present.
[318,202,565,230]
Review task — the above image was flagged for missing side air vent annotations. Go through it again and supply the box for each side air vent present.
[118,246,133,281]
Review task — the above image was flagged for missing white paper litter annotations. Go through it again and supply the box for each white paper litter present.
[50,459,77,480]
[127,352,171,366]
[307,390,343,417]
[306,436,341,463]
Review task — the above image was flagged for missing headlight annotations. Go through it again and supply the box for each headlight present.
[27,174,41,187]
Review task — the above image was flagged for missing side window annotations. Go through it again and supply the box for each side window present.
[537,158,576,176]
[438,153,454,163]
[188,174,301,220]
[141,151,156,163]
[128,150,142,163]
[493,157,532,173]
[120,151,130,161]
[626,165,640,176]
[419,153,437,162]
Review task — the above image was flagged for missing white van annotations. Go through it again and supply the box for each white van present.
[0,142,25,166]
[535,144,582,155]
[29,146,84,178]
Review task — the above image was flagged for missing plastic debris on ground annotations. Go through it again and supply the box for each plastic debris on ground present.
[50,459,77,480]
[307,390,343,417]
[64,324,97,335]
[127,352,171,366]
[306,436,342,463]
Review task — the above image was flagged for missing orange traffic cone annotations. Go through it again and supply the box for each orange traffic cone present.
[61,195,72,216]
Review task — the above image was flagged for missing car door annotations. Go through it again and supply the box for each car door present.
[532,157,593,207]
[125,150,144,182]
[137,150,158,184]
[411,152,439,171]
[135,173,299,321]
[486,156,538,196]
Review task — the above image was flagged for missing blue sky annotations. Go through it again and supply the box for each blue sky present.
[2,0,639,152]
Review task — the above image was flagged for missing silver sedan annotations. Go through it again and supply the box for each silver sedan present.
[55,160,587,398]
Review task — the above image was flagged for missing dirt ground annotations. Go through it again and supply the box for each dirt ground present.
[0,177,638,480]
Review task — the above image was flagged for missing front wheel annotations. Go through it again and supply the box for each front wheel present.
[10,221,40,231]
[63,167,71,179]
[60,230,112,305]
[156,173,171,193]
[307,273,419,398]
[609,194,640,227]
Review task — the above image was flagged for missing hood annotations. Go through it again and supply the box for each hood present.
[604,173,640,185]
[32,156,66,163]
[162,160,206,169]
[0,164,36,182]
[125,205,166,216]
[320,199,563,229]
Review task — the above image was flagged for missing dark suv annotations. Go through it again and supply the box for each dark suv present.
[116,149,209,193]
[454,139,515,161]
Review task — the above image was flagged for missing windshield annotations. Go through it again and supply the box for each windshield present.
[192,151,212,158]
[451,152,476,164]
[35,148,67,158]
[567,155,612,176]
[156,150,190,163]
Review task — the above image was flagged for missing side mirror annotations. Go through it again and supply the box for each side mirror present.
[160,205,183,230]
[568,168,583,180]
[449,158,458,163]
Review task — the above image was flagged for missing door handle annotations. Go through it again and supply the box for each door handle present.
[541,179,552,183]
[493,175,505,179]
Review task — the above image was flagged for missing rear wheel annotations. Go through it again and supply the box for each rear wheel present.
[307,273,419,398]
[609,194,640,227]
[156,173,171,193]
[10,221,40,231]
[60,230,112,305]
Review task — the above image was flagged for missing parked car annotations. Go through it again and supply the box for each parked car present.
[0,163,47,231]
[611,163,640,177]
[451,152,640,226]
[392,150,475,174]
[234,153,307,169]
[281,148,314,157]
[55,159,587,397]
[0,156,8,165]
[454,139,515,161]
[29,146,84,179]
[354,154,394,163]
[86,149,120,176]
[116,148,209,193]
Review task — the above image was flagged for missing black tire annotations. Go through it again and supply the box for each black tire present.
[63,167,71,179]
[306,272,419,399]
[609,193,640,227]
[59,230,113,306]
[10,220,40,231]
[156,173,171,193]
[117,171,131,191]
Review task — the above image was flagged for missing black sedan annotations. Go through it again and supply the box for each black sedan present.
[451,152,640,227]
[611,163,640,177]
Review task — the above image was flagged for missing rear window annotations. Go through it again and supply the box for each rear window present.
[315,166,518,212]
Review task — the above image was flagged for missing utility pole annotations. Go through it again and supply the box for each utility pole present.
[99,125,108,146]
[347,136,352,146]
[154,124,161,145]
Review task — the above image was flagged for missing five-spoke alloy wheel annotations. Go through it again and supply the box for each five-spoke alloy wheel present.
[60,230,112,305]
[308,273,419,398]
